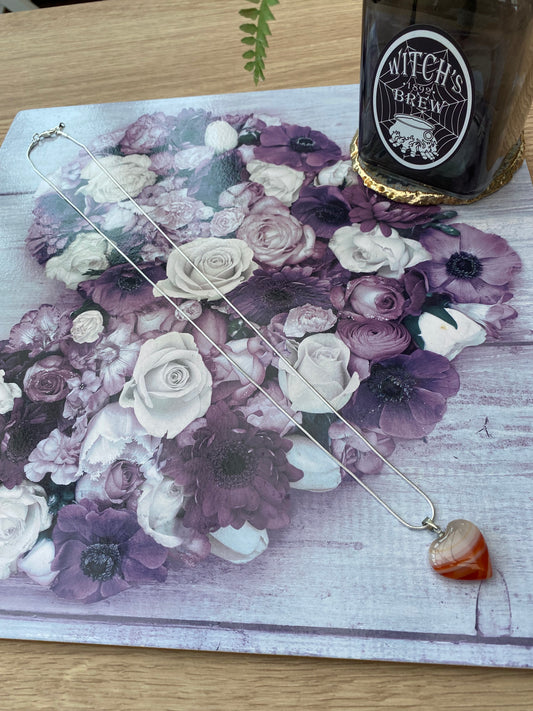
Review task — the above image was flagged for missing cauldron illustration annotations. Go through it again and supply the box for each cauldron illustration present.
[389,114,438,161]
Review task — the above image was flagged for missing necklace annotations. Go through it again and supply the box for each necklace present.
[27,123,492,581]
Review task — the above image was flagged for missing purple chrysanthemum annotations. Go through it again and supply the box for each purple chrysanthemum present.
[78,262,166,317]
[227,266,333,325]
[51,499,167,603]
[165,403,303,533]
[254,124,342,171]
[0,398,59,488]
[290,185,352,238]
[345,178,440,237]
[418,224,522,304]
[343,350,460,439]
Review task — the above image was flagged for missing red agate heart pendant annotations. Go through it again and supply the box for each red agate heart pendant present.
[428,519,492,580]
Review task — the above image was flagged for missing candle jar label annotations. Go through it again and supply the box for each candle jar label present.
[372,26,473,171]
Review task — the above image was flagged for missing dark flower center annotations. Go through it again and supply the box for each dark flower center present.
[5,426,42,462]
[314,203,350,225]
[446,251,483,279]
[367,365,415,403]
[262,286,294,309]
[289,136,317,153]
[116,272,145,292]
[211,441,255,489]
[80,542,121,582]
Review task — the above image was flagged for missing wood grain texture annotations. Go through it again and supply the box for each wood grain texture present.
[0,1,532,709]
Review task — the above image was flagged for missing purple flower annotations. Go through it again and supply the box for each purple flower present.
[63,370,109,420]
[451,295,518,338]
[336,317,411,361]
[331,275,406,321]
[344,350,460,439]
[345,178,440,237]
[25,417,87,485]
[23,356,75,403]
[78,262,167,317]
[119,112,178,155]
[290,185,352,238]
[51,499,167,603]
[166,403,303,533]
[26,193,87,264]
[329,422,396,475]
[254,124,342,171]
[419,224,522,304]
[228,266,333,325]
[0,399,59,488]
[6,305,72,359]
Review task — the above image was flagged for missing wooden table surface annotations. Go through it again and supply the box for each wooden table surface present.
[0,1,532,709]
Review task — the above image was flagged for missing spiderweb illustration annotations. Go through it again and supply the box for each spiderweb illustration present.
[375,43,470,164]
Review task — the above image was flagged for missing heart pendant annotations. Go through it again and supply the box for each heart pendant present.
[429,519,492,580]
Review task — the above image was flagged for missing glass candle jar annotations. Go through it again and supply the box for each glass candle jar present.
[354,0,533,204]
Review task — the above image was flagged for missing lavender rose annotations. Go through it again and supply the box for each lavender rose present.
[283,305,337,338]
[119,332,212,438]
[336,317,411,361]
[119,112,176,154]
[331,275,406,321]
[237,197,316,267]
[23,355,75,403]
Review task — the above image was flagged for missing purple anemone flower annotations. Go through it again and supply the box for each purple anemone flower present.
[344,350,460,439]
[345,178,440,237]
[227,266,333,325]
[418,224,522,304]
[77,262,166,317]
[166,403,303,534]
[254,124,342,171]
[51,499,167,603]
[290,185,352,238]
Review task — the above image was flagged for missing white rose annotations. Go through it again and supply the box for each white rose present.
[315,159,353,187]
[209,522,269,564]
[18,537,57,587]
[246,159,305,206]
[119,332,212,438]
[155,237,257,302]
[45,232,110,290]
[286,435,342,492]
[279,333,360,413]
[137,472,187,547]
[70,310,105,344]
[418,308,486,360]
[0,482,52,580]
[0,369,22,415]
[329,225,431,278]
[204,120,239,154]
[78,153,157,203]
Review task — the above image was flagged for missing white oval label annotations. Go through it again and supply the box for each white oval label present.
[372,26,473,171]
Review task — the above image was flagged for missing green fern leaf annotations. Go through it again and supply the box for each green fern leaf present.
[238,0,279,84]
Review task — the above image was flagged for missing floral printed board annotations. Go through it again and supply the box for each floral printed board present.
[0,86,532,667]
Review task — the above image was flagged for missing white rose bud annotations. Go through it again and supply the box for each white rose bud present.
[45,232,110,290]
[0,369,22,415]
[209,523,269,564]
[70,310,105,344]
[246,159,305,206]
[286,435,342,492]
[418,308,486,360]
[18,537,57,587]
[204,120,239,154]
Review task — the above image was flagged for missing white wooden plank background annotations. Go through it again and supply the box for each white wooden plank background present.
[0,86,531,668]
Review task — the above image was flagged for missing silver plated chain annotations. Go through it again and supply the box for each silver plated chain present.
[27,123,442,532]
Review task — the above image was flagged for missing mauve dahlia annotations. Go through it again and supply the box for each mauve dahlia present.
[345,178,440,237]
[254,124,342,171]
[419,224,522,304]
[168,403,303,534]
[227,267,332,325]
[344,350,460,439]
[336,317,411,361]
[290,185,352,238]
[51,499,167,603]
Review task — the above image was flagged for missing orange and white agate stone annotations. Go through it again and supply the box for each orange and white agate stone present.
[428,519,492,580]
